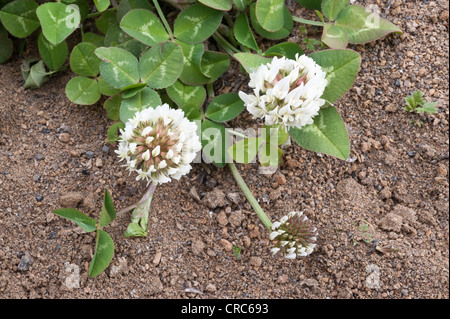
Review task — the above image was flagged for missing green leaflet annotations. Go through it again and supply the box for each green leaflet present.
[89,229,114,277]
[65,76,101,105]
[308,49,361,104]
[234,13,259,51]
[206,92,245,122]
[53,208,97,232]
[197,0,232,11]
[70,42,101,77]
[38,32,68,70]
[255,0,285,32]
[120,9,169,46]
[174,3,223,43]
[0,0,40,38]
[139,41,184,89]
[119,87,162,123]
[289,105,349,160]
[36,2,81,44]
[95,46,140,89]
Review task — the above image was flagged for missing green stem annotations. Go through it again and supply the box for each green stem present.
[226,129,248,139]
[292,16,324,27]
[227,162,272,231]
[152,0,174,39]
[206,83,215,99]
[213,32,240,54]
[87,7,117,19]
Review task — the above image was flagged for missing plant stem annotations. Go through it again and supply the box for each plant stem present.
[292,16,323,27]
[152,0,174,39]
[206,83,215,99]
[117,182,157,216]
[213,32,240,55]
[87,7,117,19]
[227,162,272,231]
[226,129,248,139]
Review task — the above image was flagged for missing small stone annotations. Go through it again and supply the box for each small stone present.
[153,251,162,266]
[220,238,233,251]
[226,192,241,205]
[64,263,80,289]
[274,173,286,185]
[203,188,227,209]
[69,150,81,157]
[216,211,228,226]
[205,283,216,292]
[58,132,70,143]
[33,174,41,182]
[95,157,103,168]
[60,192,84,208]
[35,195,44,202]
[229,210,244,227]
[81,169,90,175]
[406,51,414,58]
[147,275,164,294]
[361,142,371,153]
[385,104,397,112]
[249,256,262,268]
[109,257,128,277]
[35,153,45,161]
[17,251,33,271]
[380,187,392,200]
[418,68,427,77]
[191,240,205,255]
[277,274,288,284]
[269,188,282,201]
[85,151,95,159]
[102,145,110,153]
[439,10,449,21]
[436,164,447,176]
[407,151,416,158]
[379,213,403,233]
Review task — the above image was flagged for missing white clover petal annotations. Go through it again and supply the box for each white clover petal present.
[271,221,282,230]
[269,231,279,241]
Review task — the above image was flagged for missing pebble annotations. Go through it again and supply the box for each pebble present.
[216,211,228,226]
[85,151,95,159]
[205,283,216,293]
[58,132,70,143]
[35,195,44,202]
[249,256,262,268]
[17,251,33,271]
[407,151,416,158]
[220,238,233,251]
[35,153,45,161]
[64,263,80,289]
[102,145,110,153]
[60,192,84,208]
[203,188,227,209]
[191,240,205,255]
[379,213,403,233]
[153,251,162,266]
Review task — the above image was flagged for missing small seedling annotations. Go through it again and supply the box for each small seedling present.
[232,245,242,260]
[404,90,438,114]
[352,221,374,246]
[53,189,116,277]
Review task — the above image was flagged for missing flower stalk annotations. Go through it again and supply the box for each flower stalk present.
[227,162,272,231]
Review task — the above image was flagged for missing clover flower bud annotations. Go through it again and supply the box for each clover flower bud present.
[270,211,318,259]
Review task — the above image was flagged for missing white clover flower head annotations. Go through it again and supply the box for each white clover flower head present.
[239,54,328,130]
[115,104,202,185]
[270,211,318,259]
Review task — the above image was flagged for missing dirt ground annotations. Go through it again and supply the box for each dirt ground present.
[0,0,448,299]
